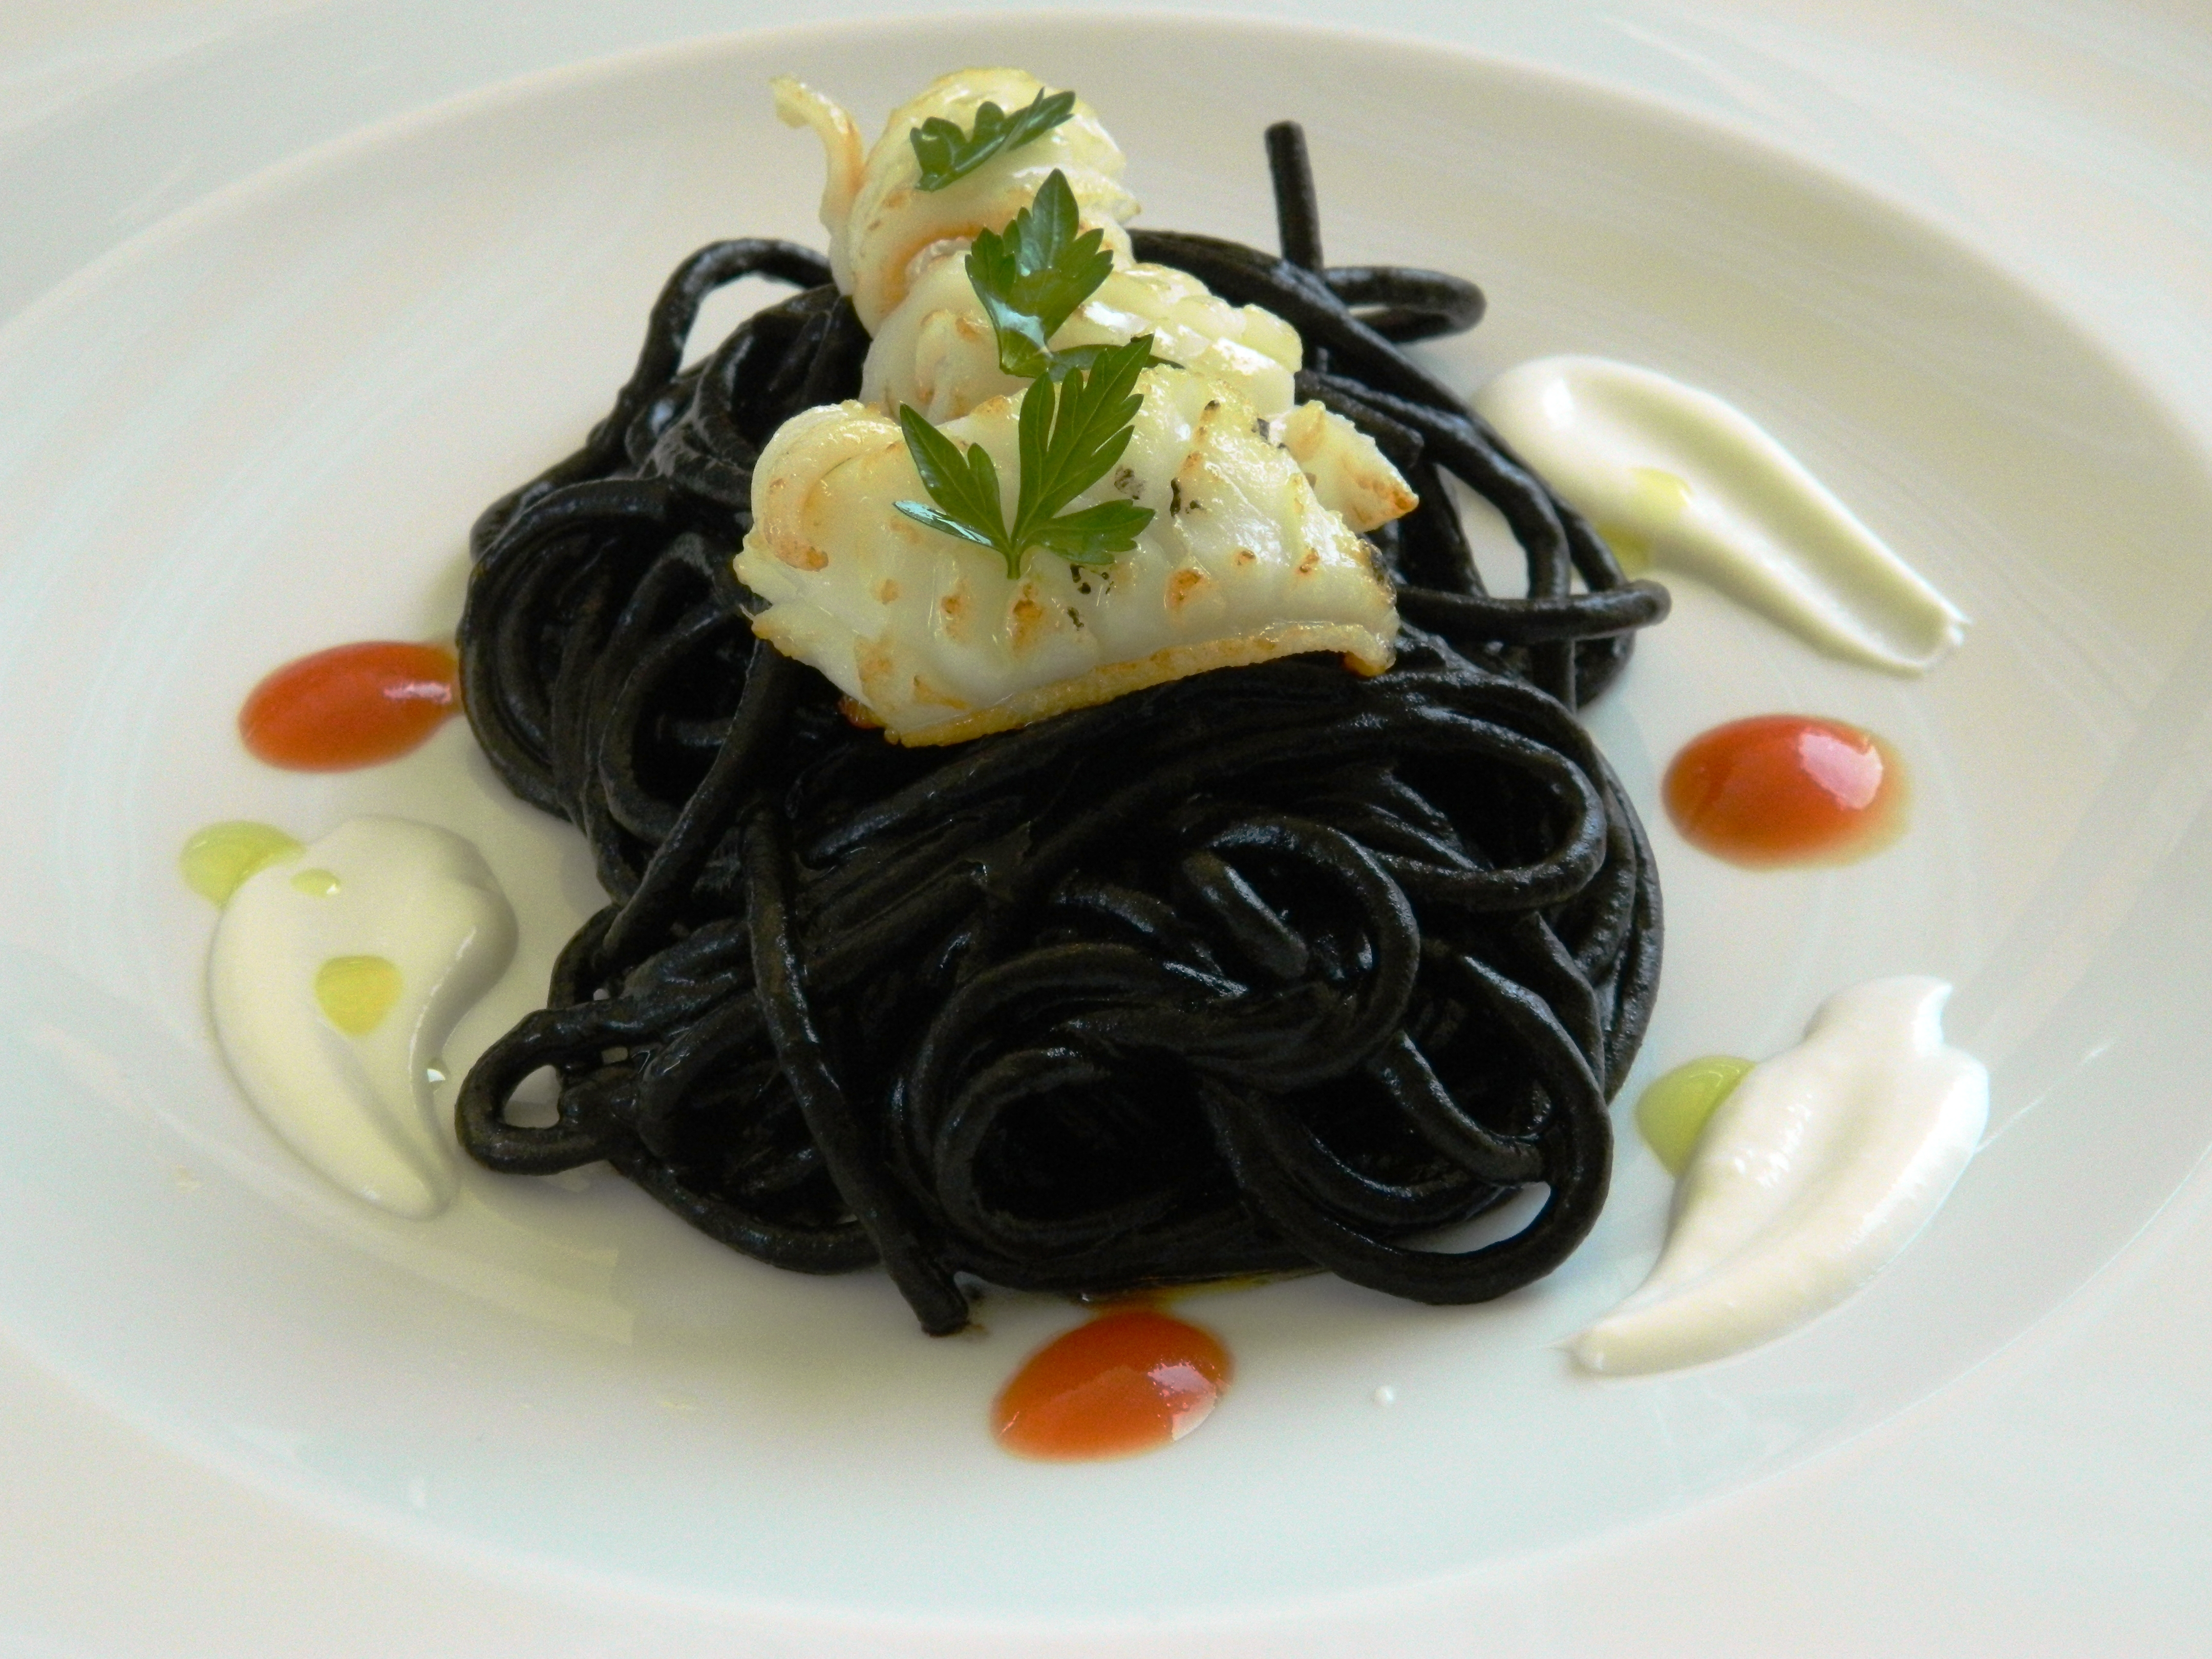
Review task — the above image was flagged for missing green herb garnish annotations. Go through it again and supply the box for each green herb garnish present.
[964,169,1115,379]
[966,170,1176,381]
[895,333,1158,579]
[909,87,1075,193]
[891,165,1170,580]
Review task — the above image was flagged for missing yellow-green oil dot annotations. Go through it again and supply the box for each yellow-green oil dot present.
[1629,465,1693,523]
[290,868,342,898]
[181,821,302,906]
[315,955,402,1037]
[1636,1054,1755,1176]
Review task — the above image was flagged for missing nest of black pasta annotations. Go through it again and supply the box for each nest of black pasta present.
[453,129,1666,1333]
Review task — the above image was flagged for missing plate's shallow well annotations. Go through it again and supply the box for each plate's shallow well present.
[3,13,2210,1625]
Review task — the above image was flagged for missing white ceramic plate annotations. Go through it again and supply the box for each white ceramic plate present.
[5,10,2212,1651]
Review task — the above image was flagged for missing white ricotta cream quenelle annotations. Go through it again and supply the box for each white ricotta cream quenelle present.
[205,817,516,1219]
[1475,356,1966,673]
[1574,976,1987,1375]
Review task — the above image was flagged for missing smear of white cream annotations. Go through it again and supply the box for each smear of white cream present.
[206,817,516,1219]
[1474,356,1967,673]
[1573,976,1987,1375]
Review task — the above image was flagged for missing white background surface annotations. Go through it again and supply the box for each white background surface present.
[5,3,2212,1653]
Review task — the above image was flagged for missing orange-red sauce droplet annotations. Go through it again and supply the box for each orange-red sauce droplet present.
[993,1307,1232,1461]
[1664,714,1904,867]
[239,641,460,771]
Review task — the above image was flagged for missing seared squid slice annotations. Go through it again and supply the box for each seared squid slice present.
[774,68,1137,333]
[734,368,1399,745]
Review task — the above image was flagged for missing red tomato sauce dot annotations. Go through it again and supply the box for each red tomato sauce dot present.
[1663,714,1904,867]
[239,641,460,771]
[992,1307,1232,1461]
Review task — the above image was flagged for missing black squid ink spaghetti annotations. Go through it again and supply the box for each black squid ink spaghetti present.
[453,101,1667,1336]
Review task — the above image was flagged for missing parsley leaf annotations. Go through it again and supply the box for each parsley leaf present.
[1024,500,1154,566]
[909,87,1076,193]
[964,171,1178,381]
[964,169,1114,379]
[895,334,1159,579]
[895,405,1010,555]
[1013,333,1150,533]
